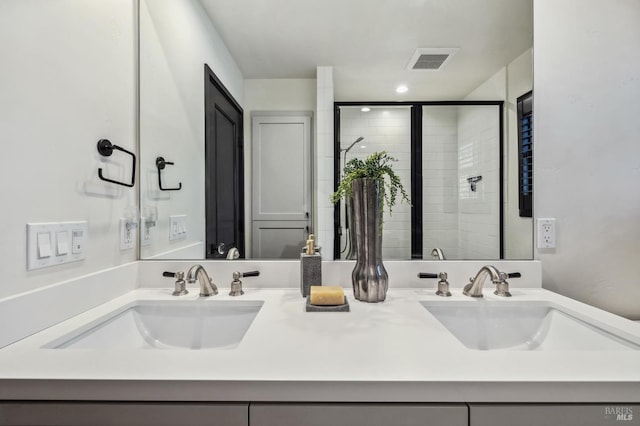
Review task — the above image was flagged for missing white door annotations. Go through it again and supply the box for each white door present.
[251,112,312,258]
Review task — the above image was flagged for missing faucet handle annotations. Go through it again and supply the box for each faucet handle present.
[229,270,260,296]
[436,272,451,297]
[494,271,517,297]
[163,271,188,296]
[418,272,451,297]
[417,273,438,279]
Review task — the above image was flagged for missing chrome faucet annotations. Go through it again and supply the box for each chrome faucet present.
[431,247,446,260]
[463,265,512,298]
[186,264,218,296]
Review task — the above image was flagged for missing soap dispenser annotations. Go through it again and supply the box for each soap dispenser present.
[300,234,322,297]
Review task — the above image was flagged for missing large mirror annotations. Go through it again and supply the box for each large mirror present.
[139,0,533,261]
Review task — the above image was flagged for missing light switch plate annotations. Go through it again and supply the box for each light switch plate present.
[27,221,88,270]
[169,215,187,241]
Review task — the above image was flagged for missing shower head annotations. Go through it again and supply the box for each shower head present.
[342,137,364,154]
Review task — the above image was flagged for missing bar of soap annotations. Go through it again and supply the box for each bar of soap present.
[309,286,345,306]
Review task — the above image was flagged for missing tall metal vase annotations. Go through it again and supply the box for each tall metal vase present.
[351,178,388,302]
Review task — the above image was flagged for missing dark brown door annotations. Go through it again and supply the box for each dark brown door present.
[204,64,244,259]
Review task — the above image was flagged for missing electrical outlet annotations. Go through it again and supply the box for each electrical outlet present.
[537,218,556,249]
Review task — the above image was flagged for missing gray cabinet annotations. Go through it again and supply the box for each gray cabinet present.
[469,404,640,426]
[0,402,248,426]
[250,403,468,426]
[7,401,638,426]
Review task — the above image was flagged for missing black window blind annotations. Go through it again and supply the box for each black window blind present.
[517,91,533,218]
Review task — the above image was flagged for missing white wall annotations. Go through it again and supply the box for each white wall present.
[243,78,316,255]
[139,0,244,259]
[244,80,316,112]
[0,0,137,299]
[534,0,640,319]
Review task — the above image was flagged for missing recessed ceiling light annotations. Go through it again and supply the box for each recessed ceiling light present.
[396,85,408,94]
[361,107,371,112]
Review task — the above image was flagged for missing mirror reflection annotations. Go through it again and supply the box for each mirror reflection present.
[139,0,533,261]
[336,103,504,261]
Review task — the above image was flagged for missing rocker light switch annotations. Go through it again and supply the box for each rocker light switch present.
[56,231,69,255]
[37,232,52,258]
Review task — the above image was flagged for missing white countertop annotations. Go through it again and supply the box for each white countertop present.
[1,286,639,403]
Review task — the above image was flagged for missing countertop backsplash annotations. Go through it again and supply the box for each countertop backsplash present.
[0,260,541,348]
[136,259,542,291]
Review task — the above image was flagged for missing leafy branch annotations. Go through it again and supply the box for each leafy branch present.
[331,151,411,216]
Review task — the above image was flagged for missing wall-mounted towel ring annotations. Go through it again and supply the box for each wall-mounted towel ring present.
[156,157,182,191]
[467,175,483,192]
[97,139,136,187]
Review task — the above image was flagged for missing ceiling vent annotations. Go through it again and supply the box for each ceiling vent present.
[406,48,459,71]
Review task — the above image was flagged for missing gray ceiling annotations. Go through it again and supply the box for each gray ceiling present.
[200,0,533,100]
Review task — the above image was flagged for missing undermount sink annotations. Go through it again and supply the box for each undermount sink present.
[421,301,640,351]
[45,300,264,350]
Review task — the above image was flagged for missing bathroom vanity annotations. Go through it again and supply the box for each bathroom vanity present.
[0,261,638,425]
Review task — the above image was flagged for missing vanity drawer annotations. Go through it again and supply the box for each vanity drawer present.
[469,404,639,426]
[250,403,467,426]
[0,402,248,426]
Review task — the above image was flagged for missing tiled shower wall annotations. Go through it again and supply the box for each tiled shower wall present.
[423,105,500,260]
[457,106,500,259]
[339,107,412,259]
[422,107,460,259]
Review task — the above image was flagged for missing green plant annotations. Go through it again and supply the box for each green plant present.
[330,151,411,216]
